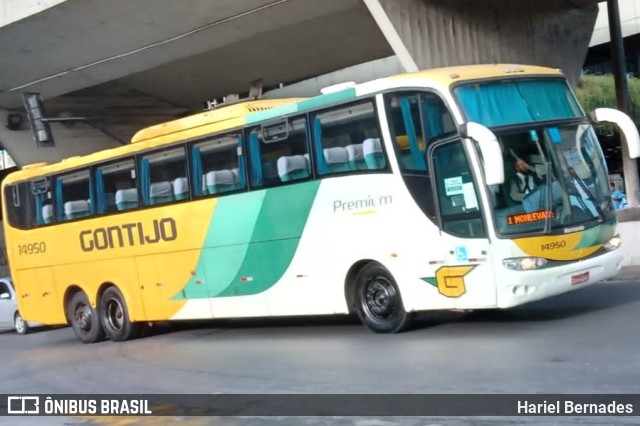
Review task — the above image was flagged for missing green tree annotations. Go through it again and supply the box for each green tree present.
[577,74,640,201]
[576,74,640,124]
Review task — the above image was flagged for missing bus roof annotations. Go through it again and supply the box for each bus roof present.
[391,63,564,87]
[130,98,303,144]
[4,64,564,185]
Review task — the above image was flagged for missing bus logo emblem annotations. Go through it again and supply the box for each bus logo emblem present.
[423,265,477,298]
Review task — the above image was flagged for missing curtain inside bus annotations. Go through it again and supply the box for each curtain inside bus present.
[400,98,426,171]
[55,178,64,222]
[455,79,582,127]
[248,133,262,186]
[140,158,150,205]
[312,117,329,174]
[95,170,106,213]
[191,146,203,196]
[34,193,44,225]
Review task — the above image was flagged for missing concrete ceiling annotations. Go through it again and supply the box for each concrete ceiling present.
[0,0,603,158]
[0,0,391,111]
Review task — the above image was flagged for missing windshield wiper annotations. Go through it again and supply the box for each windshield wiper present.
[543,161,553,234]
[567,166,604,222]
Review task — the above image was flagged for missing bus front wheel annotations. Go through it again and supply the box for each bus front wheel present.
[67,291,106,343]
[100,287,140,342]
[355,263,412,333]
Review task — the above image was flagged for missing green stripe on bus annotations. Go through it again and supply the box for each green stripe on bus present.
[173,192,266,300]
[574,218,616,249]
[219,181,321,297]
[174,181,321,299]
[296,88,357,111]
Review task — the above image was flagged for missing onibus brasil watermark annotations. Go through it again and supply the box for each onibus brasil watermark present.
[7,396,152,415]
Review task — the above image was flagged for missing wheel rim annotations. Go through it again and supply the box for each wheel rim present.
[74,302,93,333]
[105,298,125,331]
[15,316,25,333]
[363,276,398,320]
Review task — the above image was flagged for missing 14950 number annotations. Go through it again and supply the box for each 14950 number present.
[18,242,46,256]
[540,241,566,251]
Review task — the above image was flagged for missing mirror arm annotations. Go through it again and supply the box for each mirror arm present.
[460,122,505,185]
[590,108,640,159]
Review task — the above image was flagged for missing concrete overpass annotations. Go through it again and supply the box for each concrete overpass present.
[0,0,601,166]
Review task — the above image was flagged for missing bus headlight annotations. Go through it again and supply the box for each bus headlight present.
[603,235,622,251]
[503,257,547,271]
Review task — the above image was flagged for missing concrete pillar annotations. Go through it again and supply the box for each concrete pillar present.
[368,0,599,85]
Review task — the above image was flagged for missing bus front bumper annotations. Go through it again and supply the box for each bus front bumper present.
[496,249,624,308]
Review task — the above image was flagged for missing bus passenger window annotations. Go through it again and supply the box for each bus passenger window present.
[248,117,310,188]
[140,147,188,206]
[54,170,92,221]
[386,92,455,173]
[4,182,40,229]
[192,133,245,197]
[32,178,52,226]
[311,101,383,175]
[97,159,137,213]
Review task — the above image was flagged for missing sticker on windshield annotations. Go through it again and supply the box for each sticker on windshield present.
[507,209,555,225]
[563,148,580,167]
[548,127,562,144]
[462,182,478,210]
[444,176,464,196]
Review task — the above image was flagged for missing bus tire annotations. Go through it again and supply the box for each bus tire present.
[14,312,29,335]
[355,263,411,333]
[100,286,140,342]
[67,291,106,343]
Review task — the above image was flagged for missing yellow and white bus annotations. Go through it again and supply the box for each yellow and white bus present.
[3,64,639,343]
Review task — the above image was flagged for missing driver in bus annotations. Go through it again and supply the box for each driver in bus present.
[509,155,542,203]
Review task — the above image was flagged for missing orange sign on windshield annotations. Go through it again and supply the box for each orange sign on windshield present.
[507,210,555,225]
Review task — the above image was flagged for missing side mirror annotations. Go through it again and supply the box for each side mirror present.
[461,122,505,185]
[0,292,10,300]
[590,108,640,158]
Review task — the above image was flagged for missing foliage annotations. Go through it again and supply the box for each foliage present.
[576,74,640,125]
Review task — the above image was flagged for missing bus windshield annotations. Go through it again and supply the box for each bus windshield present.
[486,123,613,235]
[454,77,613,235]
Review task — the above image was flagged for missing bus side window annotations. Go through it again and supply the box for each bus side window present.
[4,182,37,229]
[30,178,52,226]
[97,159,137,213]
[311,101,383,175]
[248,117,310,188]
[139,147,188,206]
[386,92,456,173]
[192,133,245,197]
[54,170,92,222]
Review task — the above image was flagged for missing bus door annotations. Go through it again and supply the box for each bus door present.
[429,138,497,308]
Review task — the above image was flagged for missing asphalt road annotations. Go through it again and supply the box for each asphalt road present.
[1,279,639,425]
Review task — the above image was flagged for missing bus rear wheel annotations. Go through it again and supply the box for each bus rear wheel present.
[67,291,106,343]
[355,263,412,333]
[100,287,140,342]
